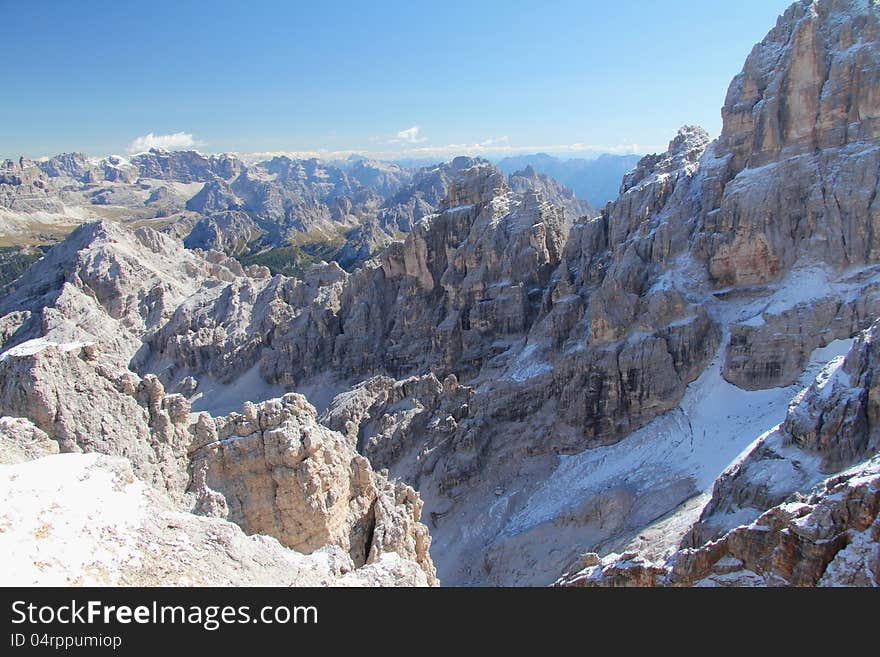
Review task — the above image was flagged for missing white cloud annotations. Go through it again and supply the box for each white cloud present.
[477,136,510,147]
[378,138,659,159]
[391,126,427,144]
[126,132,200,154]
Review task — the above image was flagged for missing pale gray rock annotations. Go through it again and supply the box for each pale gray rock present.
[0,157,63,214]
[785,319,880,471]
[183,211,262,255]
[320,373,475,488]
[0,220,246,364]
[695,0,880,285]
[99,155,138,183]
[508,165,594,223]
[690,318,880,546]
[188,393,438,584]
[497,152,643,207]
[723,274,880,389]
[0,452,430,586]
[131,148,244,183]
[557,454,880,587]
[2,0,879,589]
[559,319,880,587]
[37,152,94,181]
[0,416,58,464]
[0,343,193,501]
[346,158,412,197]
[0,342,439,585]
[185,179,242,214]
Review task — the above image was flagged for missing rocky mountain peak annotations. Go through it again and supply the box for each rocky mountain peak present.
[558,320,880,588]
[0,157,44,186]
[0,220,249,364]
[508,165,594,221]
[619,124,709,195]
[450,155,481,170]
[719,0,880,172]
[38,152,93,180]
[667,125,710,158]
[131,148,244,183]
[440,161,508,210]
[695,0,880,286]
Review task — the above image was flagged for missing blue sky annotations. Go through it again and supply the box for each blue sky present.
[0,0,794,160]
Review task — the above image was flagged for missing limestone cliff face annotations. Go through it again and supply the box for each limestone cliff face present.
[141,263,347,386]
[700,0,880,389]
[131,149,244,184]
[720,0,880,171]
[507,165,594,223]
[786,323,880,469]
[320,373,476,490]
[0,157,63,214]
[557,457,880,587]
[188,394,437,583]
[350,163,569,380]
[278,131,726,584]
[427,0,880,583]
[529,126,721,445]
[146,161,573,389]
[0,416,58,464]
[722,319,877,512]
[696,0,880,286]
[149,146,721,457]
[723,274,880,389]
[691,319,880,546]
[0,344,193,501]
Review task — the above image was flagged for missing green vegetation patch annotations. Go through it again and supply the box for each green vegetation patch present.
[0,246,43,287]
[237,241,342,278]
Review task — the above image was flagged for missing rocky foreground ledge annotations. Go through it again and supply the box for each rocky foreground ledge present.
[0,342,437,586]
[0,451,431,586]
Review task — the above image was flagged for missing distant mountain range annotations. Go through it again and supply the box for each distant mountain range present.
[332,152,644,208]
[0,148,600,280]
[496,152,642,207]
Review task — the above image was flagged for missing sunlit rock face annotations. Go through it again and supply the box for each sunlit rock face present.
[696,0,880,286]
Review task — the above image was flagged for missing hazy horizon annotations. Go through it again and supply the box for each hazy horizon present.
[4,146,648,167]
